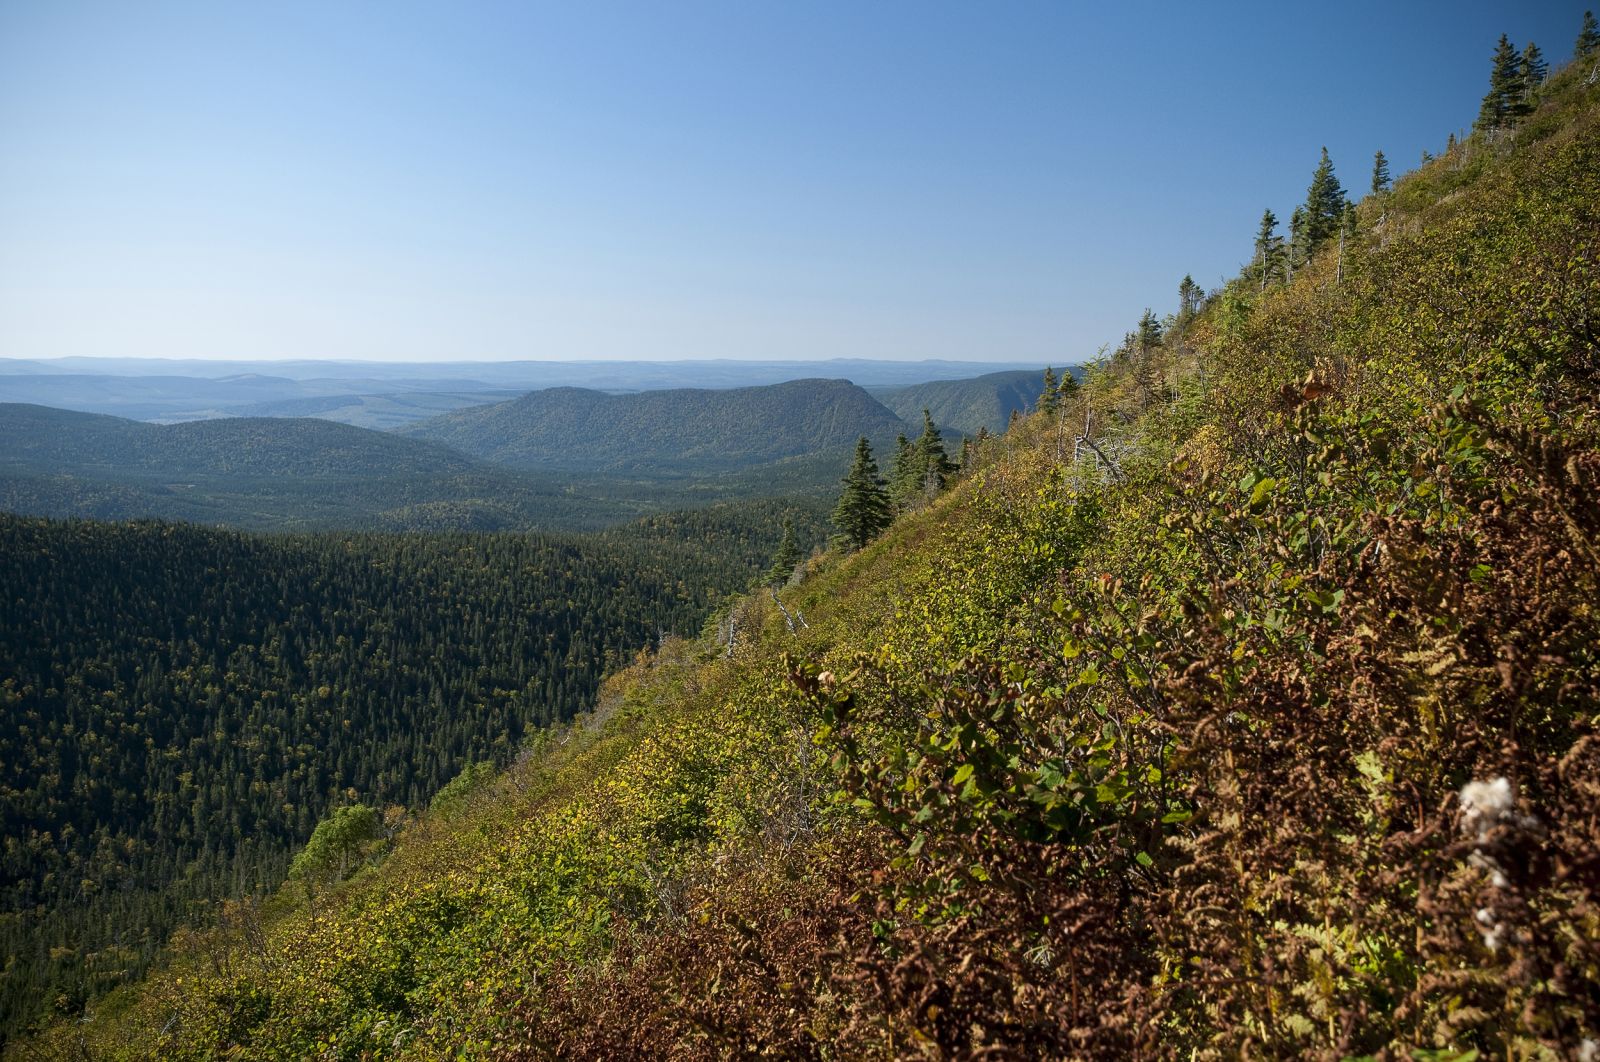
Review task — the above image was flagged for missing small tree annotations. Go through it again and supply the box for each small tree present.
[1577,11,1599,60]
[832,437,892,550]
[1521,41,1548,93]
[889,433,918,507]
[1177,275,1203,321]
[1302,147,1346,255]
[1370,150,1390,194]
[915,409,956,495]
[1039,367,1059,415]
[1477,34,1529,133]
[1254,209,1284,291]
[289,804,383,899]
[764,515,802,587]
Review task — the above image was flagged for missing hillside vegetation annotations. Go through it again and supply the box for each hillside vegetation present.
[874,368,1051,436]
[399,378,908,475]
[0,405,815,533]
[0,501,827,1046]
[18,40,1600,1062]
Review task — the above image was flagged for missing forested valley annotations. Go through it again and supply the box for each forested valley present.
[0,500,826,1043]
[6,13,1600,1062]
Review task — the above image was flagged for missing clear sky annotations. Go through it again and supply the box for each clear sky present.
[0,1,1584,363]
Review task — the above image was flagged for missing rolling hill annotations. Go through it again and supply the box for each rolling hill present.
[0,404,658,531]
[399,377,910,474]
[873,367,1056,436]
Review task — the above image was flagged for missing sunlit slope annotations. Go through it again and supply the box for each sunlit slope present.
[400,378,908,474]
[23,57,1600,1062]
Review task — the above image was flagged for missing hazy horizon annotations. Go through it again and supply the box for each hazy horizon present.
[1,2,1576,363]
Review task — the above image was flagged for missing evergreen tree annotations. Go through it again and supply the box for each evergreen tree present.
[832,437,891,549]
[1477,34,1529,132]
[1578,11,1600,59]
[1288,206,1307,278]
[1039,367,1060,415]
[915,409,956,495]
[1177,274,1203,320]
[1254,208,1284,290]
[889,433,918,507]
[1370,150,1390,194]
[1137,308,1163,353]
[1301,147,1346,254]
[1056,368,1079,401]
[763,515,802,587]
[1521,42,1548,92]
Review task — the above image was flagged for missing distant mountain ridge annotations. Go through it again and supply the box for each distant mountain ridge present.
[0,403,651,531]
[872,367,1086,437]
[0,403,486,477]
[400,378,909,474]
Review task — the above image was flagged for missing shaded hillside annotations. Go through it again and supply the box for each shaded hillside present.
[399,378,908,474]
[873,367,1054,435]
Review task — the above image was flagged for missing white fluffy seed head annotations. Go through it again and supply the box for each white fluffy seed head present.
[1460,776,1516,841]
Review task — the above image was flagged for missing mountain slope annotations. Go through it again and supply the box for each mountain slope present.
[0,404,487,477]
[19,43,1600,1062]
[0,404,674,531]
[873,367,1053,435]
[399,378,908,474]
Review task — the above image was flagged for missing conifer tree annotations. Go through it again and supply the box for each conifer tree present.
[1177,274,1203,320]
[1137,308,1163,353]
[1521,42,1548,92]
[915,409,956,494]
[832,437,891,550]
[1370,150,1390,194]
[1477,34,1529,132]
[1578,11,1600,60]
[763,515,802,586]
[1254,208,1283,290]
[1039,367,1059,415]
[1301,147,1346,254]
[889,433,918,507]
[1056,368,1078,401]
[1288,206,1307,279]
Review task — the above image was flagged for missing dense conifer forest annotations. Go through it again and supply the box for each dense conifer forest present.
[8,17,1600,1062]
[0,502,825,1044]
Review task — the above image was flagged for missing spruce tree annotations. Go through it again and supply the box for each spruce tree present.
[1521,42,1548,92]
[1039,367,1059,415]
[1255,208,1283,290]
[1288,206,1307,278]
[1056,368,1078,401]
[889,433,918,508]
[1178,274,1203,320]
[763,515,802,586]
[1578,11,1600,60]
[1477,35,1528,132]
[1302,148,1346,254]
[832,437,891,550]
[915,409,955,495]
[1370,150,1390,194]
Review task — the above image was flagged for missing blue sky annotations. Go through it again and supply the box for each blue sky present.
[0,1,1583,363]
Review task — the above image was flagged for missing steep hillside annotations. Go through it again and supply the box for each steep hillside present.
[399,378,908,474]
[18,39,1600,1062]
[874,367,1054,435]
